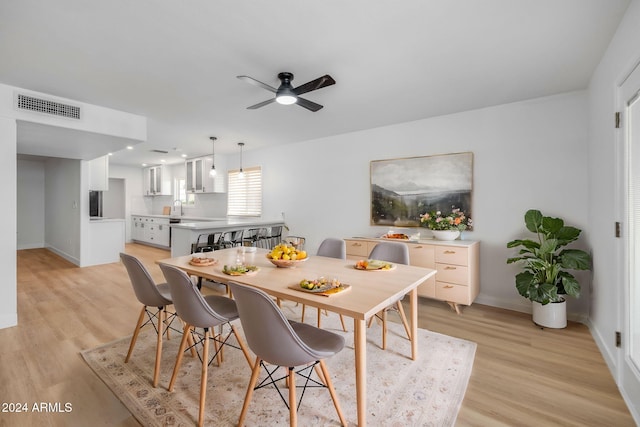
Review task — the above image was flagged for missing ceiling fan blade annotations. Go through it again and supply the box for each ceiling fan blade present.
[247,98,276,110]
[293,74,336,96]
[237,75,277,93]
[296,97,323,112]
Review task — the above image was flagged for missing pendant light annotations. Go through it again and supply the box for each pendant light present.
[238,142,245,178]
[209,136,217,177]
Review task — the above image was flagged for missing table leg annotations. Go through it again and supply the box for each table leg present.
[410,288,418,360]
[354,318,366,426]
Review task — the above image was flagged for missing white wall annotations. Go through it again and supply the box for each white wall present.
[235,91,590,318]
[0,117,16,329]
[44,158,82,265]
[587,0,640,420]
[17,158,45,249]
[103,178,125,219]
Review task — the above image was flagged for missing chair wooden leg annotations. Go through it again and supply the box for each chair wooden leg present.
[164,307,171,340]
[339,314,347,332]
[125,306,146,363]
[396,300,412,340]
[288,367,297,427]
[382,309,388,350]
[198,328,210,427]
[153,307,163,387]
[367,315,375,328]
[231,325,253,367]
[238,357,262,426]
[168,323,192,392]
[319,360,347,426]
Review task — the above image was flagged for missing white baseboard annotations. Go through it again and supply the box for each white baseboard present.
[45,245,79,266]
[17,243,45,250]
[0,313,17,330]
[473,294,588,323]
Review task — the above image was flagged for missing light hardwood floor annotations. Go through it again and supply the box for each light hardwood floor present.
[0,244,635,426]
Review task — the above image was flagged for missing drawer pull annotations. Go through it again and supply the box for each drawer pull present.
[444,266,457,270]
[352,243,363,247]
[444,285,454,289]
[443,250,456,254]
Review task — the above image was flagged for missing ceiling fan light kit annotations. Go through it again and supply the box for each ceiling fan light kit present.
[237,71,336,112]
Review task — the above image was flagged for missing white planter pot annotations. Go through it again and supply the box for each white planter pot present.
[532,299,567,328]
[431,230,460,241]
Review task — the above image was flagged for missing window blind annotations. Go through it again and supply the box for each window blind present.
[227,166,262,216]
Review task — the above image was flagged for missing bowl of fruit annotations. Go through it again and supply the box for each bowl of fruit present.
[267,242,308,268]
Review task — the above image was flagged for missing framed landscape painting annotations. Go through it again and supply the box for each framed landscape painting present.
[370,152,473,228]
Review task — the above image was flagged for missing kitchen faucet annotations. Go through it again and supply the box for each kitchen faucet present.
[173,199,183,216]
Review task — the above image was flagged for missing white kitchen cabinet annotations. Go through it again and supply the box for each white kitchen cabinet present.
[88,155,109,191]
[185,156,225,193]
[143,165,172,196]
[132,216,170,247]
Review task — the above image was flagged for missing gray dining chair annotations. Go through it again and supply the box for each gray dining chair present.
[228,281,347,427]
[301,238,348,331]
[159,264,252,427]
[120,252,179,388]
[368,242,412,349]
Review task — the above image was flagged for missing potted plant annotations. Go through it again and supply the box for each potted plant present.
[419,207,471,240]
[506,209,592,328]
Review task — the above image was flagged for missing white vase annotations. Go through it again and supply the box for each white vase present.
[431,230,460,241]
[531,299,567,328]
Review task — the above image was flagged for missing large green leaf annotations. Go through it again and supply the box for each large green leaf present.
[559,249,592,270]
[524,210,543,233]
[541,216,564,234]
[556,226,581,244]
[560,273,581,298]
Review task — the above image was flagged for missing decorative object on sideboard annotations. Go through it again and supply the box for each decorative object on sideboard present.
[420,207,471,240]
[507,209,592,328]
[370,152,473,228]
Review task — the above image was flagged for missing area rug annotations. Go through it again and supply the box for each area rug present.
[81,303,476,426]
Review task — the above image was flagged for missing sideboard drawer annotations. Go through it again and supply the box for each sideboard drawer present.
[435,282,470,305]
[346,240,369,257]
[408,244,435,268]
[435,246,469,266]
[435,263,469,286]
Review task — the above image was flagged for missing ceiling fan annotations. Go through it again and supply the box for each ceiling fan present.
[237,72,336,112]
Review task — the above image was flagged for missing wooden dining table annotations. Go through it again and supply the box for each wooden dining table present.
[157,247,436,426]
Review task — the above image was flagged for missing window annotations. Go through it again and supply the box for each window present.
[227,166,262,216]
[176,178,195,206]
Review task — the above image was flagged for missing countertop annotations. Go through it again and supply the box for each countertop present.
[131,213,224,221]
[348,235,478,246]
[89,217,126,222]
[171,218,284,230]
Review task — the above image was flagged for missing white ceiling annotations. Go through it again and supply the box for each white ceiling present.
[0,0,631,167]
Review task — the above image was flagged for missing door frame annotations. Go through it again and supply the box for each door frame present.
[617,58,640,423]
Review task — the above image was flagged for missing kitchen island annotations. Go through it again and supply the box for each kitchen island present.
[170,218,285,257]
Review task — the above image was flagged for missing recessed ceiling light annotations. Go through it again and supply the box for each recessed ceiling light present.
[160,159,166,163]
[142,163,147,167]
[127,146,133,150]
[108,152,113,156]
[181,154,187,158]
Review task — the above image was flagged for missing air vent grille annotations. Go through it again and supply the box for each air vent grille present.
[17,94,81,119]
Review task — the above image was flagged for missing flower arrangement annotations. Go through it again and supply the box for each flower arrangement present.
[420,207,471,231]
